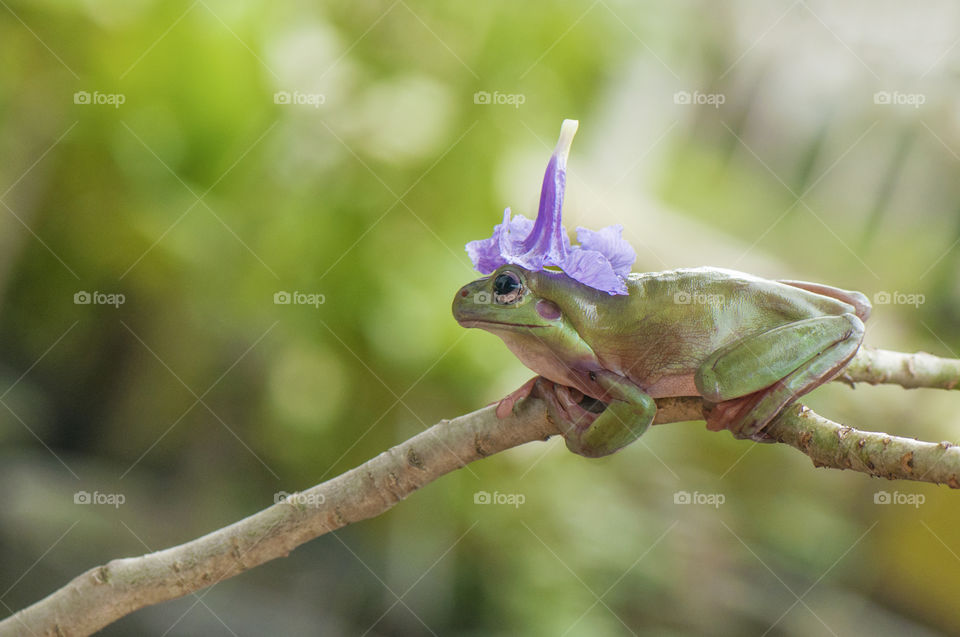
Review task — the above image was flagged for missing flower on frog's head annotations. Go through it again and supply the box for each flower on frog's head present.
[465,120,636,295]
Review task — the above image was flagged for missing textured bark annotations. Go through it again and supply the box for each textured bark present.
[844,347,960,391]
[1,348,958,636]
[769,404,960,486]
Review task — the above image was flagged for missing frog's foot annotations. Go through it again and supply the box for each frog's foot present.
[704,394,777,443]
[533,379,606,435]
[537,372,656,458]
[494,376,541,419]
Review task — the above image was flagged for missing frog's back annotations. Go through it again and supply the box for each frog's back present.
[583,267,865,390]
[625,267,861,323]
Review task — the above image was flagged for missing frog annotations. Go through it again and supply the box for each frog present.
[453,118,870,458]
[452,264,869,457]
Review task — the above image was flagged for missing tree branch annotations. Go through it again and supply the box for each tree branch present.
[2,348,958,636]
[843,347,960,390]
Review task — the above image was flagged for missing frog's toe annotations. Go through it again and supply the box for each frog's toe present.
[494,396,517,419]
[494,376,540,418]
[537,382,601,436]
[729,411,779,442]
[705,391,776,439]
[733,412,770,439]
[746,430,778,444]
[704,392,762,433]
[703,401,734,432]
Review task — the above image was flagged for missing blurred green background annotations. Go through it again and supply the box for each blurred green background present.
[2,0,960,635]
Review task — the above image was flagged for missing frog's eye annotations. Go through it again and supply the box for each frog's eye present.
[493,271,522,304]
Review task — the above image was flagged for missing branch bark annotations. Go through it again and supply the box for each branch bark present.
[2,347,958,636]
[843,347,960,390]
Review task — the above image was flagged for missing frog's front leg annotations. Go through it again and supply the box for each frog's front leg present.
[538,371,656,458]
[695,313,864,441]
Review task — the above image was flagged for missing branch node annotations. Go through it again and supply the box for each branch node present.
[900,452,914,474]
[474,433,490,457]
[94,566,109,585]
[387,471,402,489]
[406,448,426,470]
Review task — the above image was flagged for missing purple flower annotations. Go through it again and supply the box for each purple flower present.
[465,120,636,295]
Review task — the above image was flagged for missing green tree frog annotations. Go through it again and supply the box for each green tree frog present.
[452,120,870,458]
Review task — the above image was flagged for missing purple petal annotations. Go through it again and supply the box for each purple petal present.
[465,235,503,274]
[498,210,534,259]
[518,120,578,265]
[466,208,536,273]
[575,225,635,278]
[561,249,629,295]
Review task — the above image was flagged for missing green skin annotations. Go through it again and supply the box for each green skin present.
[452,265,870,458]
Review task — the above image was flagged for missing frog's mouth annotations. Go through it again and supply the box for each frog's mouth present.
[457,319,546,330]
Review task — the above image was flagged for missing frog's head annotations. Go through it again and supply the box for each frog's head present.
[453,265,561,332]
[452,264,600,380]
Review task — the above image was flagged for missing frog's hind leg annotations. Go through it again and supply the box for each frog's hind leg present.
[697,313,864,441]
